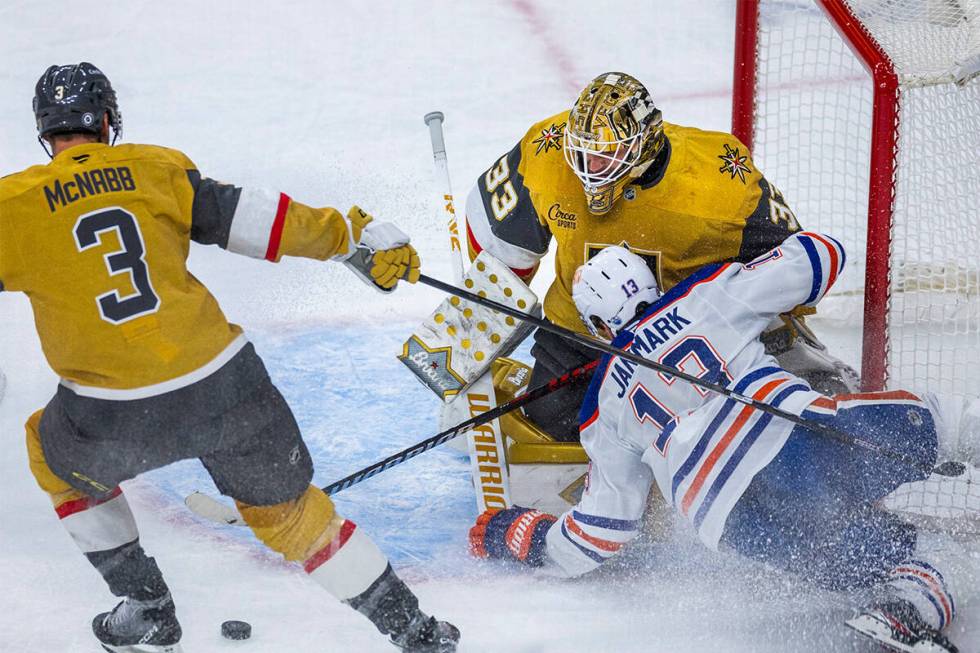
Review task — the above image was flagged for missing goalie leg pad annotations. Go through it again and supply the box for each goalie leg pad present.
[400,251,539,400]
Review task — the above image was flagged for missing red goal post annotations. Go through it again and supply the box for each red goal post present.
[732,0,980,398]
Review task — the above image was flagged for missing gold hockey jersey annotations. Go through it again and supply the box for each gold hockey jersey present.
[0,142,362,395]
[465,111,801,332]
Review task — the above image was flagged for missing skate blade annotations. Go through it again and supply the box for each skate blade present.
[101,643,183,653]
[844,614,916,653]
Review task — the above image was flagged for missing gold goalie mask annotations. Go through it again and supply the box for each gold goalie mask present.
[564,72,665,215]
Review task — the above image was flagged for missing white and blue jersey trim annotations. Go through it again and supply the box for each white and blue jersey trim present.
[794,232,845,306]
[668,366,812,533]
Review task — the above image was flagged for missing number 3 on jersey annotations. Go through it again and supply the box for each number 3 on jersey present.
[73,207,160,324]
[484,155,518,221]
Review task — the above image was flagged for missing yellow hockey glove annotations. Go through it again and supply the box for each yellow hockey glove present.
[343,206,421,292]
[371,245,421,289]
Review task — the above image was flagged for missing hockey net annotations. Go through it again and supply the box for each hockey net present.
[733,0,980,535]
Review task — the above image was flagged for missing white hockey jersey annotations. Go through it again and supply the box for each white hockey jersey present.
[542,232,846,578]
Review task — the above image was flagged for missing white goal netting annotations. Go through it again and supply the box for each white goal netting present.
[749,0,980,399]
[744,0,980,532]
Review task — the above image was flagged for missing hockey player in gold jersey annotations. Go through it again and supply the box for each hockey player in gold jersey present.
[466,72,858,442]
[1,63,458,652]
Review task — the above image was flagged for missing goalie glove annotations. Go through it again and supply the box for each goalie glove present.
[469,506,556,567]
[342,206,421,292]
[761,313,860,395]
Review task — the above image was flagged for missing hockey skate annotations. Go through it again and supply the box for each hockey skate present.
[845,599,958,653]
[390,613,460,653]
[92,592,183,653]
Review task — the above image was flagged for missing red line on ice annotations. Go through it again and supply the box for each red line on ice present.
[507,0,583,96]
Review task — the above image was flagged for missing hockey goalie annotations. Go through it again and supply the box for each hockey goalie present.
[403,71,859,515]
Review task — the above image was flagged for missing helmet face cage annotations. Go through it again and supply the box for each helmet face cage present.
[563,127,644,191]
[588,314,609,338]
[564,72,664,215]
[33,62,122,156]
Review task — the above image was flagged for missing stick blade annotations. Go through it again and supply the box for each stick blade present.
[184,491,243,526]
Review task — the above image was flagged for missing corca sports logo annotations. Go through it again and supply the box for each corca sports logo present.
[547,203,577,230]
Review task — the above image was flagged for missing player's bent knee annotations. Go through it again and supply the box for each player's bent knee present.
[236,485,342,562]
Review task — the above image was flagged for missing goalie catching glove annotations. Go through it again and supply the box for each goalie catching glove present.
[342,206,421,291]
[469,506,556,567]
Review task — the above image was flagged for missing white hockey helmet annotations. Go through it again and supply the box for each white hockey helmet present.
[572,245,661,338]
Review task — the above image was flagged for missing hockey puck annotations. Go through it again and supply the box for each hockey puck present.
[221,620,252,640]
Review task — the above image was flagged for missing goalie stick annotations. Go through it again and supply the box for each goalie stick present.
[185,360,598,526]
[423,111,465,285]
[415,273,964,480]
[423,110,514,514]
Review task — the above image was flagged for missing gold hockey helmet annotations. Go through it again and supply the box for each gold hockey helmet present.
[563,72,664,215]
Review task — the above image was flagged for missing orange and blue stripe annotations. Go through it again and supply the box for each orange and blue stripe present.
[795,232,846,305]
[560,511,640,564]
[670,367,810,527]
[890,559,955,629]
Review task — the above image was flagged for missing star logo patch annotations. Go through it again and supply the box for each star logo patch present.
[532,122,566,155]
[718,143,751,183]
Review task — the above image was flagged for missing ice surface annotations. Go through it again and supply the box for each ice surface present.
[1,1,976,651]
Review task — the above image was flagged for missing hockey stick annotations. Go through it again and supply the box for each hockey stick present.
[416,273,962,478]
[423,110,514,512]
[184,360,598,526]
[424,111,465,285]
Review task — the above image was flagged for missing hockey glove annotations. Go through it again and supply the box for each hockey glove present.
[469,506,557,567]
[344,206,421,292]
[762,313,860,394]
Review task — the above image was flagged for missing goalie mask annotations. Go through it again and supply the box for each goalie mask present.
[564,72,665,215]
[572,246,661,339]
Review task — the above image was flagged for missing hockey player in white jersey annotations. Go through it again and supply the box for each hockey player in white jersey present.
[470,234,980,652]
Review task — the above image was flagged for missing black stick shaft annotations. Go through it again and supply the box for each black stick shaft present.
[417,274,942,476]
[322,360,598,495]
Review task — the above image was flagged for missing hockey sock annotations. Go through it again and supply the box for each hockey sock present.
[26,410,169,601]
[85,539,170,600]
[884,532,976,631]
[54,489,170,600]
[237,485,391,600]
[303,517,390,600]
[344,564,424,638]
[237,485,430,641]
[237,485,344,562]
